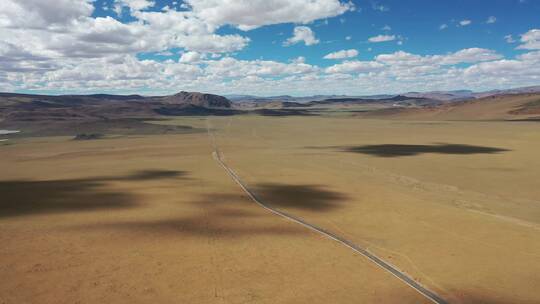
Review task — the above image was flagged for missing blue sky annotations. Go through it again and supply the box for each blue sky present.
[1,0,539,96]
[228,0,539,65]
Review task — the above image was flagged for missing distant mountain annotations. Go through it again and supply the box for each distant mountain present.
[472,85,540,99]
[305,95,442,108]
[403,90,474,101]
[2,85,539,123]
[0,91,233,123]
[227,94,363,104]
[228,85,539,103]
[86,94,145,100]
[364,92,540,121]
[160,91,231,108]
[403,86,540,101]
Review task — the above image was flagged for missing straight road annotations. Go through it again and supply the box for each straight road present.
[206,119,448,304]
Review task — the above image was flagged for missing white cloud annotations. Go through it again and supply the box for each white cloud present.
[4,47,540,96]
[439,24,448,30]
[486,16,497,24]
[368,34,395,43]
[325,60,384,73]
[179,51,202,63]
[3,0,353,61]
[1,1,539,97]
[459,20,472,27]
[204,57,318,78]
[185,0,354,30]
[0,4,251,60]
[517,29,540,50]
[290,56,306,64]
[375,48,501,67]
[0,0,94,28]
[324,49,358,59]
[115,0,155,14]
[505,34,516,43]
[463,59,540,78]
[284,26,320,46]
[439,48,502,64]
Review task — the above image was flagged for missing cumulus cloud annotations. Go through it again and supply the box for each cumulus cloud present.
[441,48,503,64]
[115,0,155,14]
[185,0,354,30]
[1,0,351,66]
[0,1,251,61]
[204,57,318,78]
[4,46,540,96]
[517,29,540,50]
[324,49,358,59]
[179,51,202,63]
[284,26,320,46]
[505,35,516,43]
[290,56,306,64]
[368,34,395,43]
[325,60,384,73]
[374,48,502,67]
[1,1,539,96]
[0,0,94,28]
[458,20,472,27]
[486,16,497,24]
[0,0,357,95]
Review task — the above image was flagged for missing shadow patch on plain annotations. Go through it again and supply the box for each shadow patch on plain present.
[69,193,307,238]
[0,170,188,218]
[338,144,509,157]
[252,183,347,211]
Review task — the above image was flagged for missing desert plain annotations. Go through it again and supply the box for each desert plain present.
[1,93,540,304]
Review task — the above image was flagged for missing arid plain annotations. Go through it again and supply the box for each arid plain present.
[2,110,540,303]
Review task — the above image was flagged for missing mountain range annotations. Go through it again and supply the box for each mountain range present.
[1,85,539,129]
[227,85,540,103]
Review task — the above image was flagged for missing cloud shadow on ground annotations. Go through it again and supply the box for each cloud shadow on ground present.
[337,143,509,157]
[69,184,347,238]
[0,170,188,218]
[252,183,347,211]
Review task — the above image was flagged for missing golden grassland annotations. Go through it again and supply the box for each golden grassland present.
[1,114,540,303]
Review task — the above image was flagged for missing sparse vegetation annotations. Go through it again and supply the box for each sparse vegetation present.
[2,92,540,304]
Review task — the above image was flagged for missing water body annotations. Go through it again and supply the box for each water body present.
[0,130,20,135]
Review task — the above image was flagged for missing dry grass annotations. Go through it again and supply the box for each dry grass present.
[207,115,540,304]
[1,113,540,303]
[0,131,428,304]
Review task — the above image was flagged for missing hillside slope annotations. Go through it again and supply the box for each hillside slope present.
[158,91,231,108]
[0,91,233,122]
[365,93,540,121]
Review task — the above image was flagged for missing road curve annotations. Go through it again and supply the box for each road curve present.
[206,119,448,304]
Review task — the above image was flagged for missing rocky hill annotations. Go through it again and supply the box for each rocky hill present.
[159,91,232,108]
[363,93,540,121]
[0,91,235,138]
[0,91,233,123]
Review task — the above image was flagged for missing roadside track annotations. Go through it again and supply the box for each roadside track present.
[206,119,448,304]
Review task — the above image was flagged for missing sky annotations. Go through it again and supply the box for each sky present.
[0,0,539,96]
